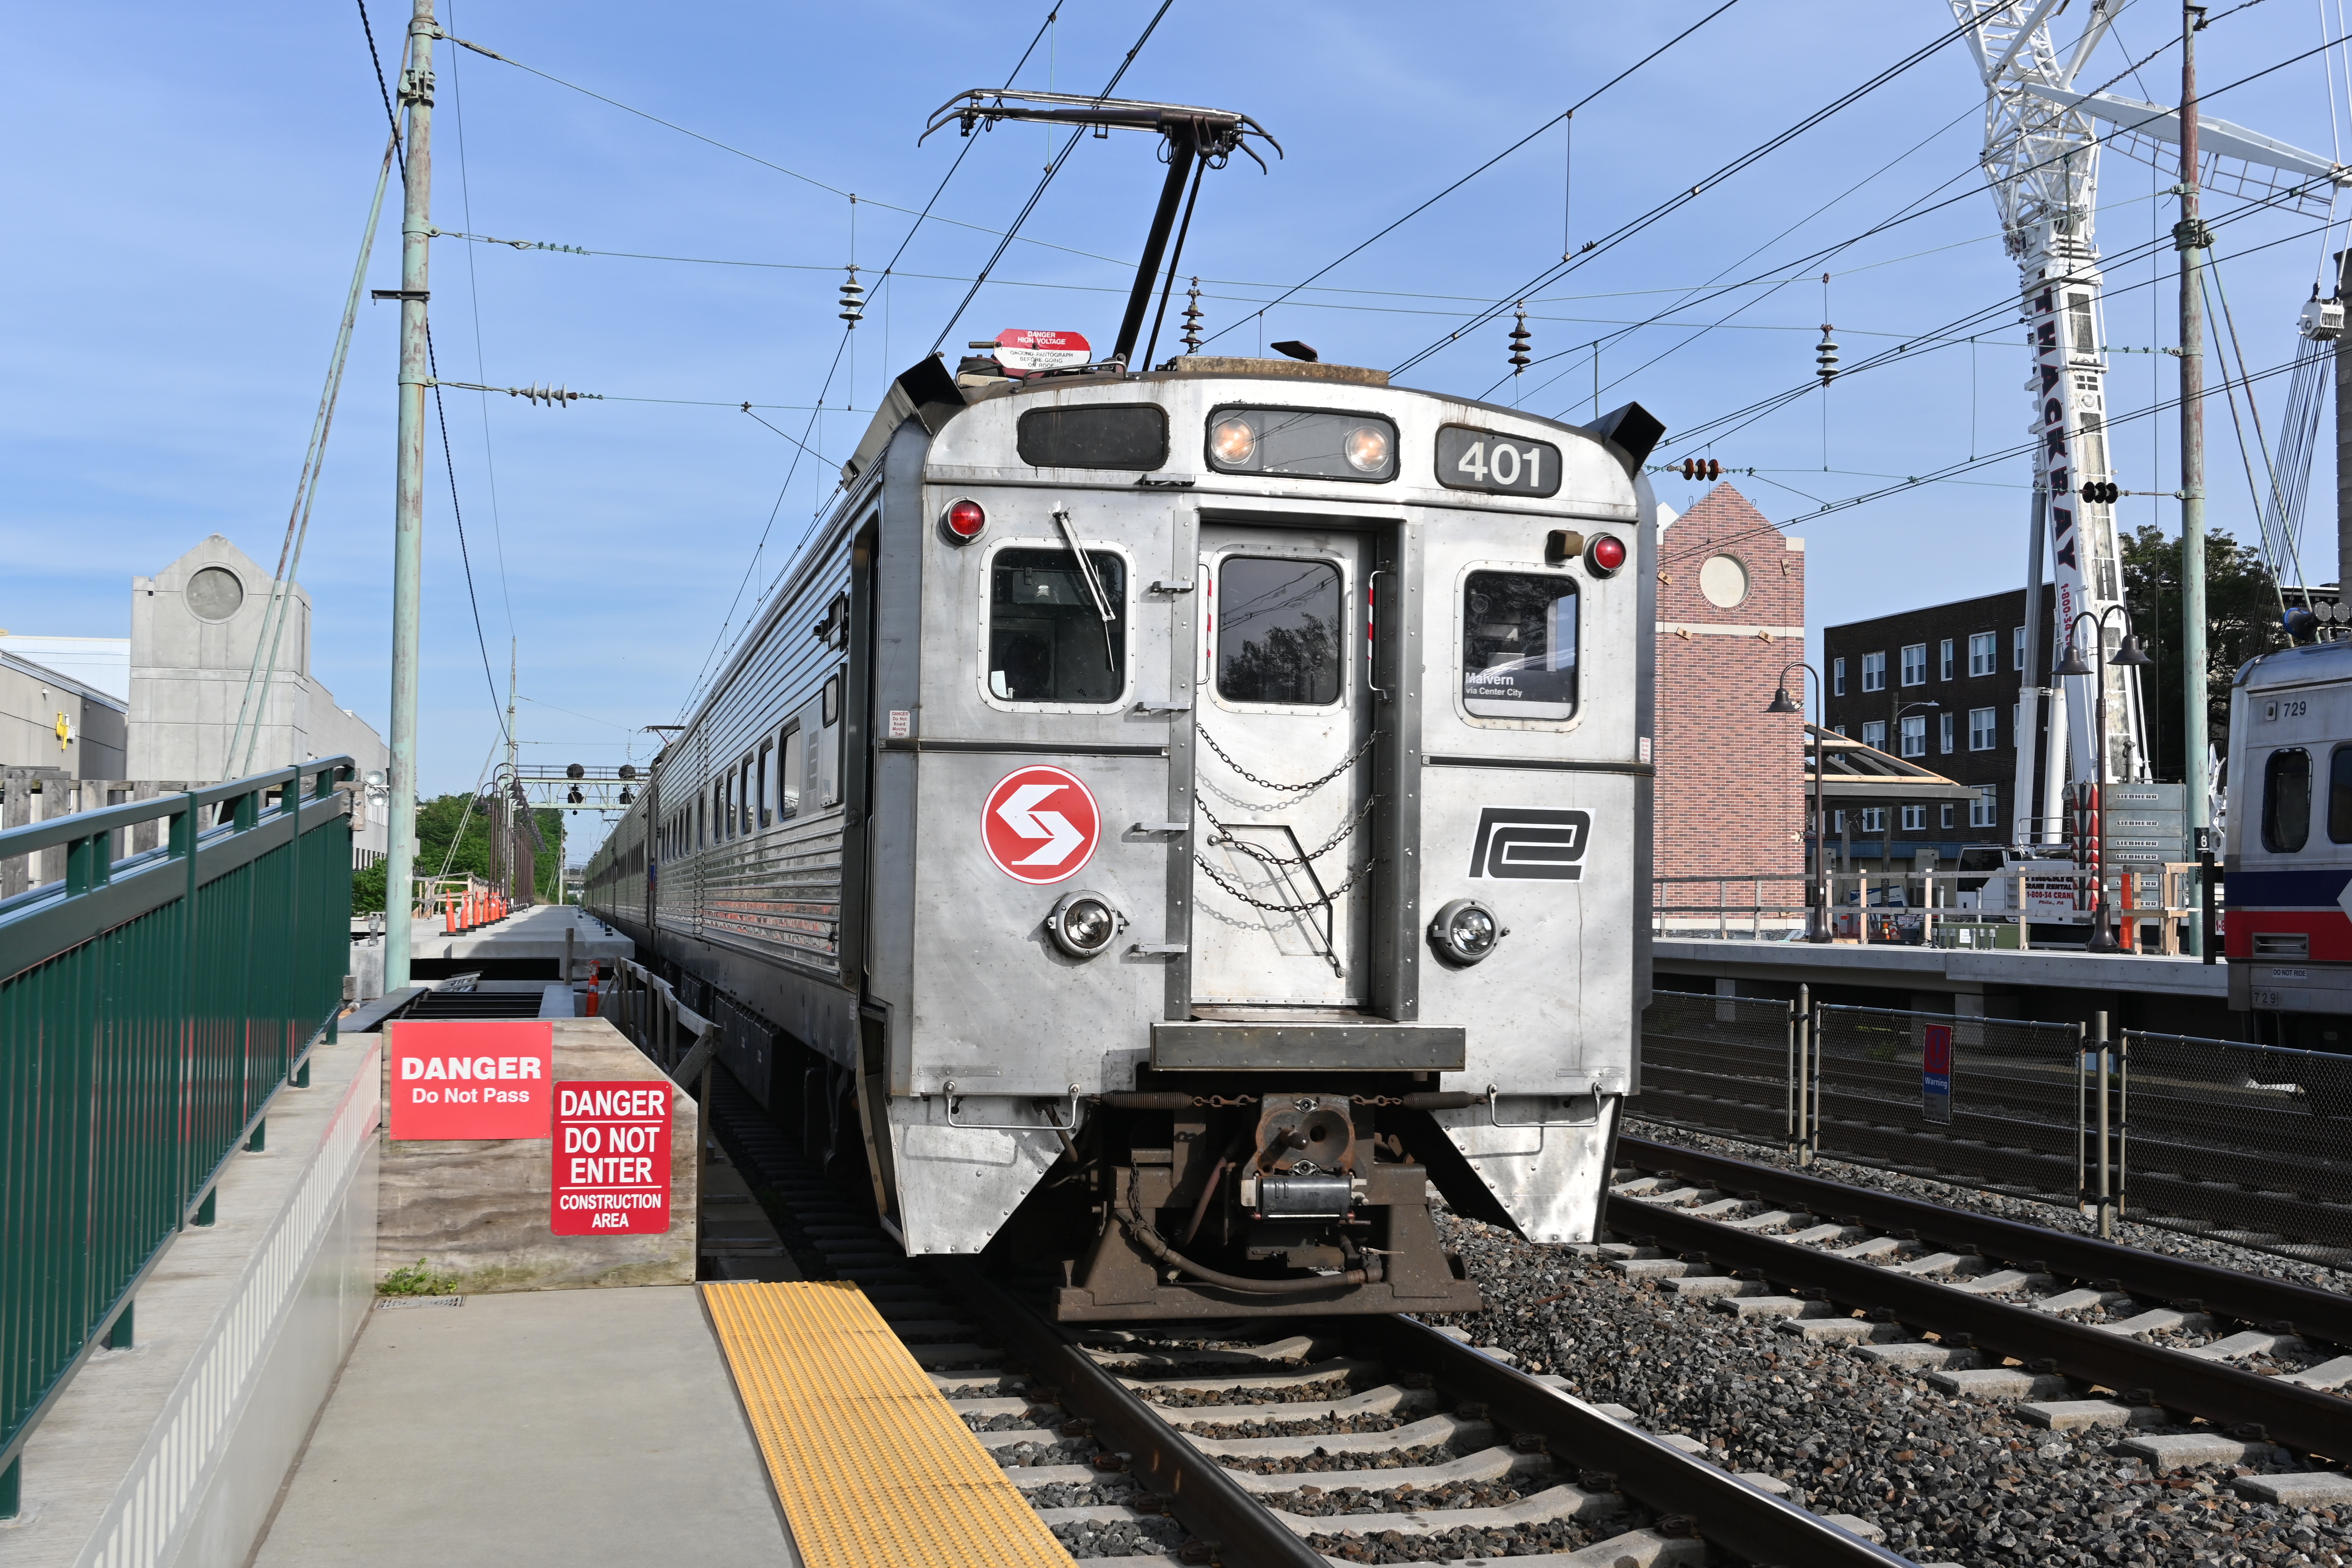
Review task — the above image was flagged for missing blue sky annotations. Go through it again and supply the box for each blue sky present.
[8,0,2350,863]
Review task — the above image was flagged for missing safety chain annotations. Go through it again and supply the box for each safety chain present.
[1199,797,1374,868]
[1195,850,1375,914]
[1195,724,1375,796]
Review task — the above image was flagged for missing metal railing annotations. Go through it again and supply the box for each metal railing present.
[0,758,354,1484]
[1631,994,2349,1266]
[601,956,715,1083]
[1653,867,2204,952]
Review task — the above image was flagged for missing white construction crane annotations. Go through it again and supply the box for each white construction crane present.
[1948,0,2343,844]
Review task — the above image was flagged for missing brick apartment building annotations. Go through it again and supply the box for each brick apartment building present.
[1652,485,1806,882]
[1821,585,2058,865]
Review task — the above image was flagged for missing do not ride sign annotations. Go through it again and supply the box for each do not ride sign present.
[552,1081,674,1235]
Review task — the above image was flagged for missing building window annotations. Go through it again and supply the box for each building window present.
[2013,626,2026,671]
[1832,809,1847,834]
[1860,807,1886,833]
[1862,651,1886,692]
[1832,657,1846,696]
[1900,805,1927,831]
[1939,712,1956,754]
[1969,707,1997,751]
[1832,724,1848,738]
[1939,638,1955,681]
[1970,783,1998,828]
[1900,643,1927,686]
[1899,714,1927,758]
[1968,632,1996,677]
[1862,720,1887,751]
[1941,803,1955,828]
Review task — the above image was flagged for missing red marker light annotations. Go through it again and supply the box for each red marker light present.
[1586,534,1627,576]
[944,499,987,541]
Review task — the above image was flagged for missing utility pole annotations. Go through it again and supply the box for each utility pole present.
[2178,1,2210,958]
[504,640,519,903]
[2335,245,2352,595]
[384,0,436,993]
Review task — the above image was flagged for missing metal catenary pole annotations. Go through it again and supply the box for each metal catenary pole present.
[2177,0,2210,957]
[384,0,437,993]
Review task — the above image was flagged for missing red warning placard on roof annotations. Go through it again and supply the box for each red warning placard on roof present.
[994,328,1092,376]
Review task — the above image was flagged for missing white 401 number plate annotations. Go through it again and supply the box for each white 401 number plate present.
[1436,425,1562,498]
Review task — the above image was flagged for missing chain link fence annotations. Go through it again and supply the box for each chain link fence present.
[1628,995,2352,1268]
[2113,1031,2352,1265]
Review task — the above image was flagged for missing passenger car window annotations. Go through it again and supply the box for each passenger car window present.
[780,725,804,818]
[2330,746,2352,844]
[2264,748,2312,852]
[1462,571,1578,720]
[1216,556,1342,705]
[989,548,1127,703]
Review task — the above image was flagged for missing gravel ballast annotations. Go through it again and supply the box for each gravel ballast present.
[1428,1170,2352,1567]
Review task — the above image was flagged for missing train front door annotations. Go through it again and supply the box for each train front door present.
[1190,523,1379,1010]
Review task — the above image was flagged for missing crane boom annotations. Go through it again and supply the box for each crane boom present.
[1952,0,2148,844]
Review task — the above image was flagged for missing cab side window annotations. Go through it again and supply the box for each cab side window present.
[1462,571,1579,721]
[2331,746,2352,844]
[989,548,1127,703]
[2264,747,2311,852]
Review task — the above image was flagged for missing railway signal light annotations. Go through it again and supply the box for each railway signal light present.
[2081,479,2121,504]
[1679,458,1721,482]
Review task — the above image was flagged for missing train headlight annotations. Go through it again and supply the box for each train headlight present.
[1429,898,1505,966]
[1210,416,1258,467]
[1047,890,1123,960]
[1342,425,1391,473]
[1585,533,1627,576]
[943,498,987,542]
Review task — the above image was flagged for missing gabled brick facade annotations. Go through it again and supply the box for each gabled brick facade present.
[1652,485,1806,881]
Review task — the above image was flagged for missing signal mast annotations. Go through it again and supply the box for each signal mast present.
[1949,0,2346,847]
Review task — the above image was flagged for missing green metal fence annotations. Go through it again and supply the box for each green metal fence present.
[0,759,354,1491]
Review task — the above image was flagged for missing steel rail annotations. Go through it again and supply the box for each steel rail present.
[1352,1315,1913,1567]
[1606,1198,2351,1458]
[944,1261,1329,1568]
[1619,1136,2352,1350]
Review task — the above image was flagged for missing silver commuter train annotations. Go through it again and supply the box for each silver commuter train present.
[585,347,1663,1320]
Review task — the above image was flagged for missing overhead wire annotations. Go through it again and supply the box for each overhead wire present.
[441,0,519,638]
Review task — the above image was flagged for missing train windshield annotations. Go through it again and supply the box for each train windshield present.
[1462,571,1578,720]
[989,548,1127,703]
[1216,556,1342,705]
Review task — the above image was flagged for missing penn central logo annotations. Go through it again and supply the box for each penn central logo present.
[1467,808,1592,880]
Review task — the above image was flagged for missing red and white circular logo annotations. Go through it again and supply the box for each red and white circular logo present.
[982,765,1101,884]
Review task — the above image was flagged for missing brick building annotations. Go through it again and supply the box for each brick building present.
[1652,485,1807,882]
[1821,585,2058,865]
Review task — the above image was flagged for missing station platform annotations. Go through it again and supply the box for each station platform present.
[406,903,632,975]
[253,1286,793,1566]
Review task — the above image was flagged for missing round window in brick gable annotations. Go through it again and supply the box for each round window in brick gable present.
[1698,553,1749,609]
[186,566,245,621]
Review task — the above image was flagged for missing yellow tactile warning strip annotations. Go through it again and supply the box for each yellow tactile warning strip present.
[702,1280,1073,1568]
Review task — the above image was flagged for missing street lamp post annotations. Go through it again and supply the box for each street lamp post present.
[2054,607,2156,953]
[1767,665,1833,943]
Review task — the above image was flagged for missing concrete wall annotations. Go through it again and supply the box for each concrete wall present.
[126,535,388,824]
[0,653,127,779]
[1652,485,1808,881]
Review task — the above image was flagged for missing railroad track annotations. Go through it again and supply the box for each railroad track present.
[707,1083,1915,1567]
[1606,1135,2352,1488]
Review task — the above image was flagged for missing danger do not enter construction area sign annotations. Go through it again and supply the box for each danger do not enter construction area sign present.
[552,1081,673,1235]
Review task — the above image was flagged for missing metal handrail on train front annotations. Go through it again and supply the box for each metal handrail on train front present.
[1485,1081,1608,1128]
[941,1082,1082,1132]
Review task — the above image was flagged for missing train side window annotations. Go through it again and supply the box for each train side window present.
[1462,571,1579,720]
[819,672,844,805]
[2264,747,2312,852]
[2331,746,2352,843]
[989,548,1127,703]
[757,743,773,828]
[1215,556,1342,705]
[740,757,755,836]
[779,724,804,819]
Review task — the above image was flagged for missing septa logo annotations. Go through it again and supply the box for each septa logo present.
[1467,808,1592,881]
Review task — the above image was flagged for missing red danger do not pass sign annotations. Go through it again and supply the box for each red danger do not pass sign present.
[552,1081,673,1235]
[387,1020,553,1140]
[982,764,1100,884]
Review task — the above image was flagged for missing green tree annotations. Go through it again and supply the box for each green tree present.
[2118,523,2289,781]
[350,793,565,914]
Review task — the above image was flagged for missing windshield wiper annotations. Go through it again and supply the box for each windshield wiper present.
[1051,505,1119,672]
